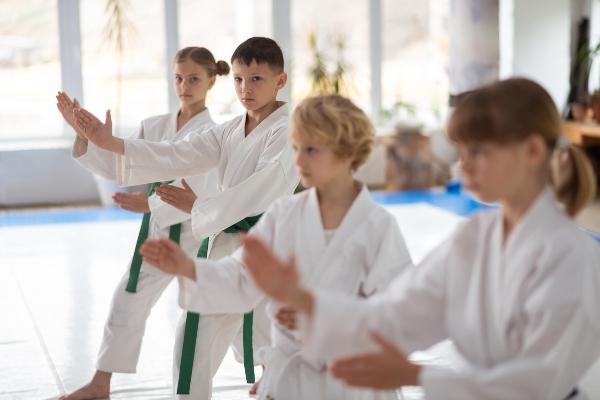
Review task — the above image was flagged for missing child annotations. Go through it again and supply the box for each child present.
[242,78,600,400]
[72,37,299,399]
[139,94,414,400]
[56,47,227,400]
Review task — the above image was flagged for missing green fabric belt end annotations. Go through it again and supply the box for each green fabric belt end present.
[126,182,164,294]
[176,312,200,394]
[177,214,262,393]
[243,311,255,383]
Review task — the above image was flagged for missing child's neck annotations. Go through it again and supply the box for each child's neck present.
[178,101,207,131]
[501,180,545,245]
[245,100,280,136]
[316,175,360,230]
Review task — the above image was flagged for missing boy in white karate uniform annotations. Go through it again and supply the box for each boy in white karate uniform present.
[242,78,600,400]
[72,37,299,399]
[56,47,229,400]
[139,95,414,400]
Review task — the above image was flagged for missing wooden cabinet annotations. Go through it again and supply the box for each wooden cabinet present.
[563,121,600,147]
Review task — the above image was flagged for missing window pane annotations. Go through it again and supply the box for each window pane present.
[382,0,451,127]
[80,0,167,137]
[0,0,62,140]
[291,0,371,112]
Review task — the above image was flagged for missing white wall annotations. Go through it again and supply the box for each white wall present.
[0,144,99,207]
[508,0,571,107]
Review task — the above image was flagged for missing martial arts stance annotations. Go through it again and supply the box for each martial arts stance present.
[140,95,414,400]
[56,47,227,400]
[72,37,299,399]
[243,78,600,400]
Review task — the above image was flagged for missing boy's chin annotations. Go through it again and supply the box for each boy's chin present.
[239,99,275,111]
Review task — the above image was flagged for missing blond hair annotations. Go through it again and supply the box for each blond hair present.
[290,95,376,171]
[448,78,596,216]
[173,47,230,77]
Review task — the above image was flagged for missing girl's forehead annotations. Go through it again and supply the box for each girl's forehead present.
[174,60,207,74]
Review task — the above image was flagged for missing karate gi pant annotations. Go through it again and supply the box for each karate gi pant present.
[96,231,270,400]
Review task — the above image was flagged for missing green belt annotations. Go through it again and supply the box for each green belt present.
[126,182,181,293]
[177,214,262,394]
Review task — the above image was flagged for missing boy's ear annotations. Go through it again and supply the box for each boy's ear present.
[276,72,288,90]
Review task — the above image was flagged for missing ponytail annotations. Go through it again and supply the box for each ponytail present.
[551,144,597,216]
[174,47,230,77]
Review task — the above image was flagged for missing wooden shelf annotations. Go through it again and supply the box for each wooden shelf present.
[563,121,600,147]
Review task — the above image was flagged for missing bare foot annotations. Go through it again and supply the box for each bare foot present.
[249,378,261,395]
[59,371,112,400]
[248,366,265,395]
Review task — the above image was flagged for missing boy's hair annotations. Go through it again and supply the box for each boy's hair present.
[448,77,596,216]
[230,37,284,74]
[290,95,376,172]
[174,47,230,77]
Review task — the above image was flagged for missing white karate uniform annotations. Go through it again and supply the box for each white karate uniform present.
[115,102,298,399]
[174,184,413,400]
[302,186,600,400]
[72,110,234,396]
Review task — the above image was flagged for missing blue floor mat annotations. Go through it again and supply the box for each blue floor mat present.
[0,207,142,227]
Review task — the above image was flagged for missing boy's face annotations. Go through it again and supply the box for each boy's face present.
[232,60,286,111]
[290,133,352,189]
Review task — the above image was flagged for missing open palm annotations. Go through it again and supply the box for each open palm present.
[73,108,114,150]
[242,235,300,304]
[140,238,193,277]
[56,91,84,138]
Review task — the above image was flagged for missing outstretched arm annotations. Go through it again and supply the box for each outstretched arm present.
[73,107,125,155]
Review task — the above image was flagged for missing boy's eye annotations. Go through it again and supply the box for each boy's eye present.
[307,147,316,153]
[191,77,198,82]
[253,76,261,81]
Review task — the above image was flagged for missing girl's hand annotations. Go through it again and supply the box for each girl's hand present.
[275,306,298,330]
[242,235,313,315]
[155,179,197,214]
[329,331,421,389]
[112,192,150,213]
[140,238,196,280]
[73,107,124,155]
[56,91,85,139]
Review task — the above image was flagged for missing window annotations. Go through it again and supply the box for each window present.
[290,0,371,112]
[381,0,451,128]
[79,0,168,137]
[0,0,62,140]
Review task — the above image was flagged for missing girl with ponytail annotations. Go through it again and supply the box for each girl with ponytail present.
[56,47,231,400]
